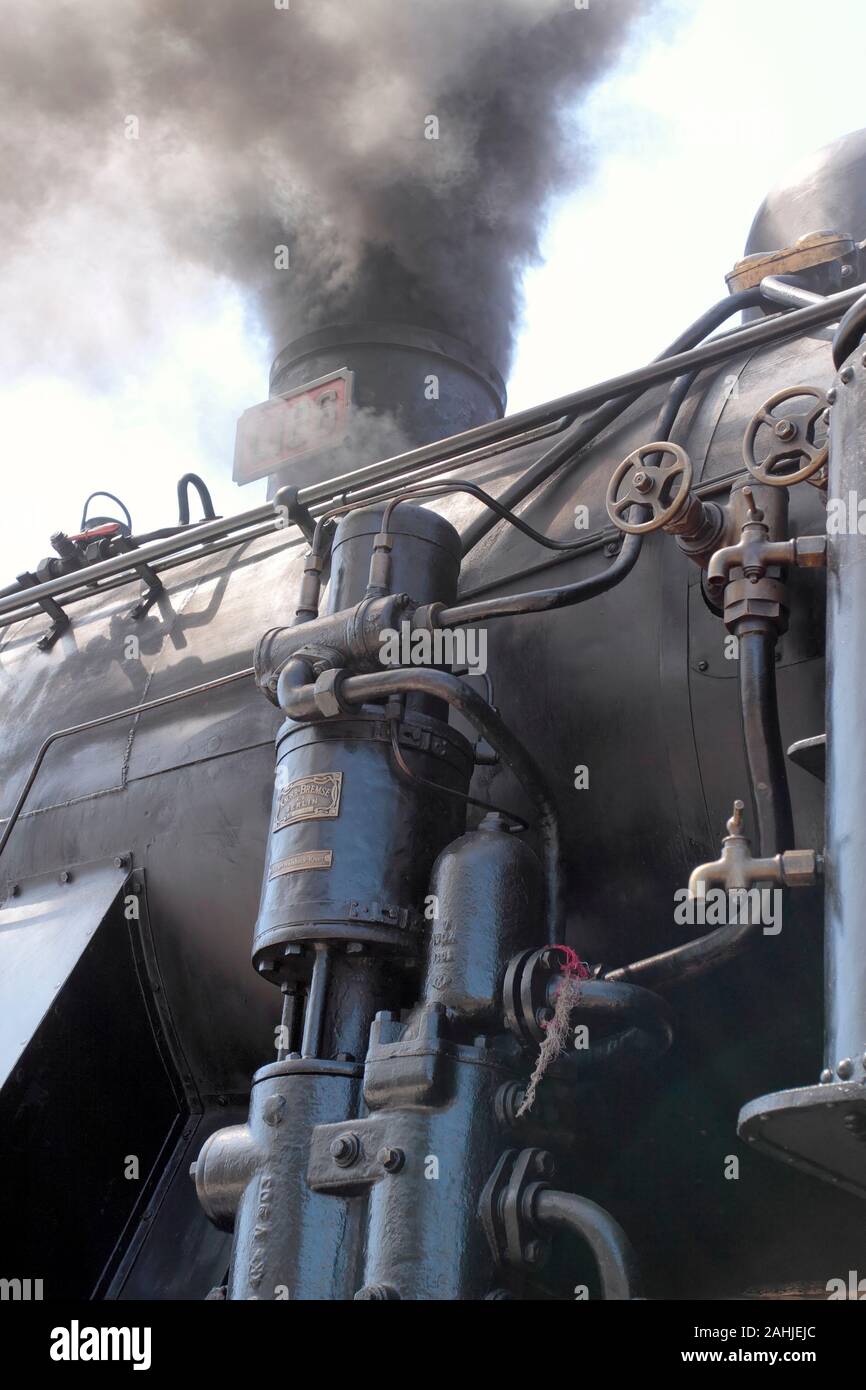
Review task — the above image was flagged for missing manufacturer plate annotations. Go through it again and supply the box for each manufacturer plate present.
[274,772,343,831]
[269,850,334,880]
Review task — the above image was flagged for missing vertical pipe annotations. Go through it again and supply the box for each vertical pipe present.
[825,343,866,1076]
[301,946,332,1058]
[737,621,794,856]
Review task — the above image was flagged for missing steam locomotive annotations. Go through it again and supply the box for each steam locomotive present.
[4,127,866,1302]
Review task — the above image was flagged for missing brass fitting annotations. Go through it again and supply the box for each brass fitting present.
[707,488,826,593]
[688,800,819,900]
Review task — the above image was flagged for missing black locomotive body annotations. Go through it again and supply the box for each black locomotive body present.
[3,130,866,1302]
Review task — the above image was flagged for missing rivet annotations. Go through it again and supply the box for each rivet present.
[827,387,838,404]
[820,1068,834,1084]
[837,1057,855,1080]
[840,366,855,385]
[262,1095,287,1127]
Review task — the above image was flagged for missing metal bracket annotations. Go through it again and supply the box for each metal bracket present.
[15,571,70,650]
[115,538,165,619]
[307,1115,400,1196]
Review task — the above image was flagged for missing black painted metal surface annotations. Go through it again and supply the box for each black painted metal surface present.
[6,145,866,1294]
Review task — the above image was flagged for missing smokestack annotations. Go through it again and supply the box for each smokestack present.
[265,322,507,491]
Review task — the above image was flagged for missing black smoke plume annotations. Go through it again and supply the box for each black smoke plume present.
[0,0,655,380]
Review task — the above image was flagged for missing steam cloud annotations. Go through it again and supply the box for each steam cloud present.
[0,0,654,383]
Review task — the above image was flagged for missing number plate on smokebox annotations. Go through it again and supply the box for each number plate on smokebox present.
[233,368,353,484]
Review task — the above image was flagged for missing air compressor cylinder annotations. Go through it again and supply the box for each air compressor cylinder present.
[422,813,544,1028]
[325,501,463,615]
[252,711,474,981]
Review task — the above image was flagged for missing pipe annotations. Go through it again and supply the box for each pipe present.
[737,623,794,856]
[824,330,866,1074]
[759,275,826,310]
[279,667,563,941]
[0,506,277,620]
[5,282,865,630]
[438,369,697,627]
[549,979,673,1079]
[605,916,758,992]
[439,534,643,625]
[532,1188,641,1301]
[459,290,764,557]
[293,280,864,509]
[301,945,332,1058]
[177,473,217,525]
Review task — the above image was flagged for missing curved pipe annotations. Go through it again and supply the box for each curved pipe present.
[279,667,563,941]
[737,624,794,856]
[439,370,697,628]
[440,532,642,626]
[532,1188,641,1301]
[604,917,757,992]
[458,288,766,558]
[548,979,673,1079]
[177,472,217,526]
[80,490,133,534]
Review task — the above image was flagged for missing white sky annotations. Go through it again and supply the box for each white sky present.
[3,0,865,580]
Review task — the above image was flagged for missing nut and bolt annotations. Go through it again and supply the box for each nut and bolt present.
[330,1133,361,1168]
[697,659,709,672]
[533,1151,556,1180]
[773,418,796,441]
[632,470,653,494]
[377,1145,405,1173]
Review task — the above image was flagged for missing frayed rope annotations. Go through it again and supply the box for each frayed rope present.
[516,946,590,1118]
